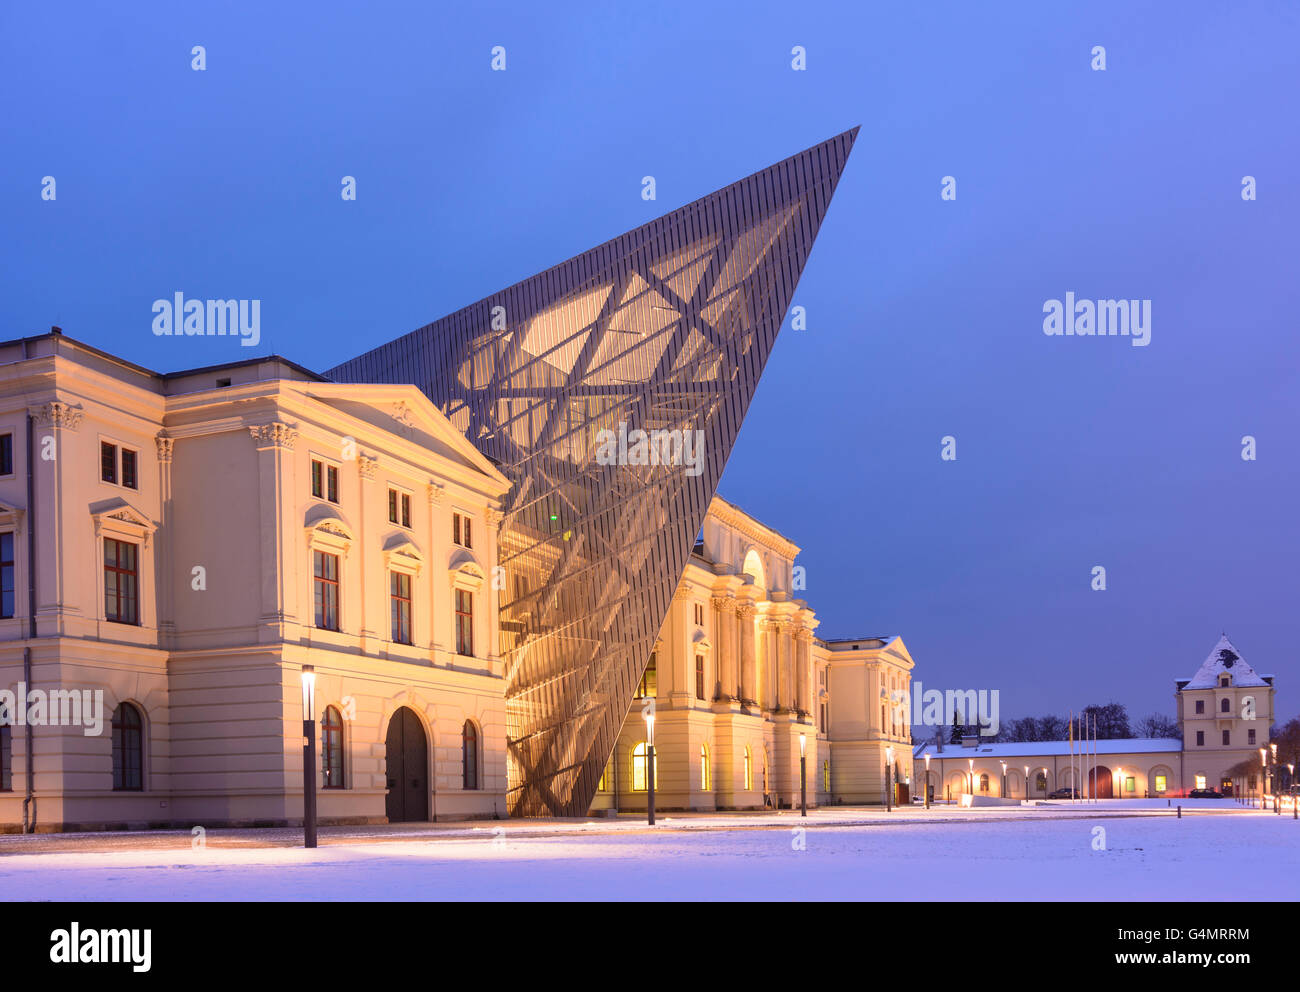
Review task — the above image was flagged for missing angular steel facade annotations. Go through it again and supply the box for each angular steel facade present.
[328,128,858,816]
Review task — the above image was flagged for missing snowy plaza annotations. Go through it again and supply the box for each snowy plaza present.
[1,800,1293,901]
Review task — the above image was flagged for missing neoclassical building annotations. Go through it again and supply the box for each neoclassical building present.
[592,497,915,813]
[912,635,1276,801]
[0,330,511,831]
[0,331,915,831]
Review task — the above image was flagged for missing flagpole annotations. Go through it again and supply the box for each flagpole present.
[1069,711,1075,804]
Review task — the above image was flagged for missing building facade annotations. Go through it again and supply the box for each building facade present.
[912,635,1276,801]
[0,331,511,831]
[592,497,915,813]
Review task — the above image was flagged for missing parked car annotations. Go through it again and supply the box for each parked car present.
[1047,787,1080,799]
[1188,789,1224,798]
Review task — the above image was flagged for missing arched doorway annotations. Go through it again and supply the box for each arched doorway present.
[385,707,429,822]
[1089,764,1113,799]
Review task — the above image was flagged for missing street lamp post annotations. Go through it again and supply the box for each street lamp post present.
[1259,748,1267,811]
[645,710,656,826]
[924,752,931,809]
[1024,765,1030,803]
[885,745,894,812]
[1271,744,1278,808]
[300,665,317,849]
[799,732,808,817]
[968,758,974,802]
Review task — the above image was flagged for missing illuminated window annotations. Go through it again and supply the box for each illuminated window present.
[979,773,989,793]
[597,764,608,792]
[1125,776,1135,793]
[822,759,830,792]
[743,746,752,791]
[636,653,657,699]
[390,571,412,644]
[631,742,657,792]
[700,745,710,791]
[313,550,340,630]
[1154,774,1167,793]
[104,538,139,625]
[1195,774,1207,790]
[455,589,473,656]
[322,706,345,789]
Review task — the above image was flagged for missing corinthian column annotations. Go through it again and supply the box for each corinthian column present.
[712,596,734,700]
[737,603,756,706]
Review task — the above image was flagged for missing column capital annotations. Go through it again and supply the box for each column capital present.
[248,422,297,450]
[31,401,83,431]
[155,434,175,462]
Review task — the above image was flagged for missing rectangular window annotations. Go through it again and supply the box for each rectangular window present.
[389,490,411,528]
[1154,774,1167,793]
[120,448,137,490]
[636,653,657,699]
[695,654,705,700]
[455,588,473,656]
[454,512,473,549]
[313,550,340,630]
[694,603,704,625]
[0,532,13,619]
[1195,774,1207,790]
[0,434,12,476]
[311,460,339,503]
[1222,729,1230,746]
[101,441,117,484]
[1194,700,1204,714]
[1196,731,1204,746]
[1248,729,1256,745]
[103,538,139,625]
[1125,776,1136,793]
[390,571,412,644]
[819,702,827,731]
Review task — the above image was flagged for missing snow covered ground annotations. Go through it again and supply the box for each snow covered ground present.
[2,801,1293,900]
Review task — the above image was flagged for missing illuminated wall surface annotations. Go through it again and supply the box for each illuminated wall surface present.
[328,128,858,815]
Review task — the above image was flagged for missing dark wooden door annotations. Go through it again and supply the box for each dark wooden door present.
[1089,765,1113,799]
[385,707,428,822]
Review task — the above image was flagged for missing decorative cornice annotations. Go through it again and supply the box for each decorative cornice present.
[248,422,297,449]
[155,435,174,463]
[31,401,83,431]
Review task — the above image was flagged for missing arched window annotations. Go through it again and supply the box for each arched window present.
[1220,698,1230,713]
[462,720,479,790]
[743,746,753,791]
[0,723,11,791]
[631,742,657,792]
[979,773,989,794]
[112,703,143,791]
[322,706,345,789]
[700,745,711,791]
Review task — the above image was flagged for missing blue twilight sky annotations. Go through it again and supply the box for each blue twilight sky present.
[3,2,1297,726]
